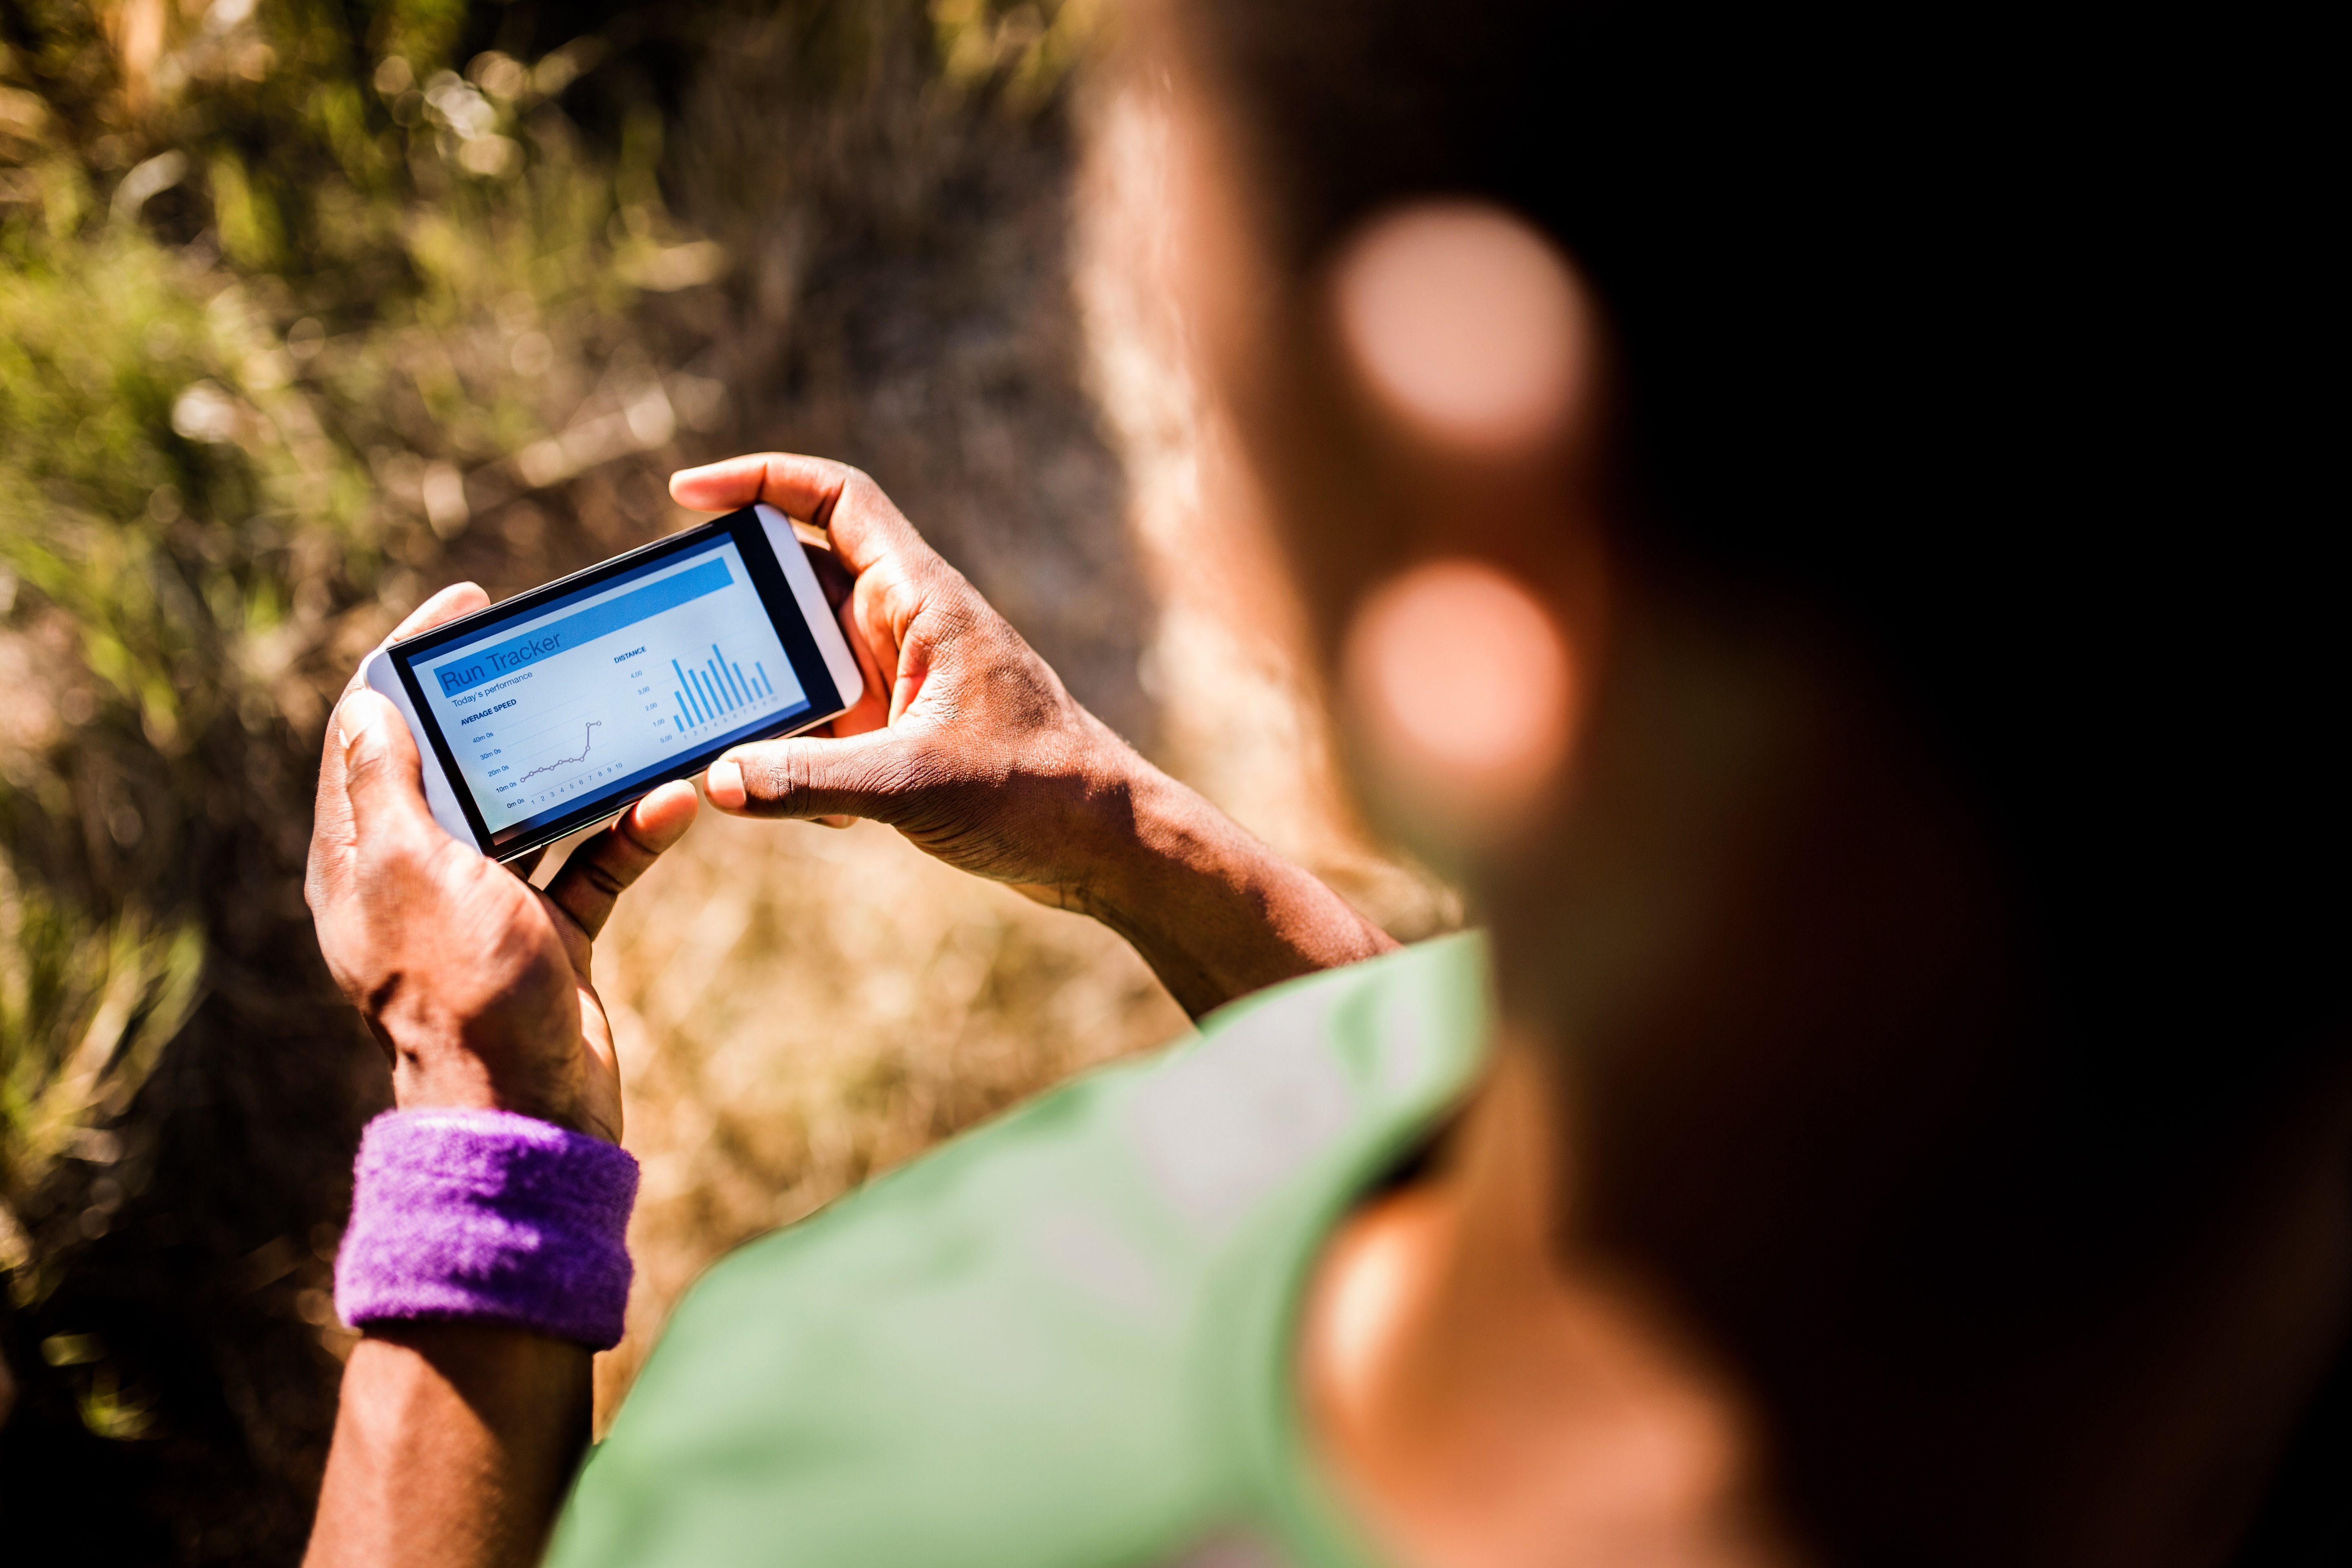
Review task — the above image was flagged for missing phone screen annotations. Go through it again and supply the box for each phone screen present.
[388,514,837,851]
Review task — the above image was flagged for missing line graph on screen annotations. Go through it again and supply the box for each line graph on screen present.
[515,719,604,787]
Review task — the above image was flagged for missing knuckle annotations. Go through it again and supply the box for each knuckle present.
[787,748,841,804]
[932,589,989,639]
[581,858,627,900]
[726,746,807,810]
[740,747,795,801]
[344,738,400,792]
[878,580,924,632]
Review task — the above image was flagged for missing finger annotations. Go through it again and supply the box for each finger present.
[827,587,892,738]
[338,581,491,705]
[670,452,854,522]
[668,453,931,579]
[803,533,856,611]
[702,730,921,823]
[507,846,550,883]
[336,690,452,853]
[886,631,936,726]
[542,780,699,942]
[392,579,493,644]
[784,532,890,737]
[319,581,492,864]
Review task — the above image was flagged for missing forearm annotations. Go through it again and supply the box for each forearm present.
[1078,760,1397,1018]
[307,1324,591,1568]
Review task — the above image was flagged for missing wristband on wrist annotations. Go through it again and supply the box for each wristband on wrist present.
[334,1108,639,1350]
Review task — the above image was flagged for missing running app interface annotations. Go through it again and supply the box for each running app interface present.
[409,536,808,842]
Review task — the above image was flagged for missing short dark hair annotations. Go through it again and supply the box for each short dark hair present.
[1185,2,2338,1081]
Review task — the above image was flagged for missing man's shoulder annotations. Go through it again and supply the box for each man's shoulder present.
[550,934,1487,1568]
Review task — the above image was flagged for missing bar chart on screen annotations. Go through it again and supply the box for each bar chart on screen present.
[666,643,790,735]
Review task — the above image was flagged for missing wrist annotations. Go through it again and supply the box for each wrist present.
[390,1058,591,1139]
[1054,736,1399,1017]
[336,1107,639,1350]
[387,1040,503,1115]
[373,1001,594,1139]
[1057,728,1205,921]
[1073,760,1200,918]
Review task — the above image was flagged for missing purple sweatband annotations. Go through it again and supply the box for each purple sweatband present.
[334,1108,639,1350]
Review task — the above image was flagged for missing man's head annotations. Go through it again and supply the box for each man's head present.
[1134,0,2337,1100]
[1129,2,2342,1556]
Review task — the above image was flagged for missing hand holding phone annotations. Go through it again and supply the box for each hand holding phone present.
[363,506,863,861]
[669,454,1398,1020]
[310,579,703,1140]
[672,457,1136,886]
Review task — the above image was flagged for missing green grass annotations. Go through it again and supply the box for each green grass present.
[0,0,694,1250]
[0,13,744,1544]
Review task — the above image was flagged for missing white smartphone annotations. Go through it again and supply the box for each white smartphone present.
[363,504,864,862]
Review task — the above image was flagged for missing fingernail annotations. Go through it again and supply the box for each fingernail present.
[706,760,746,808]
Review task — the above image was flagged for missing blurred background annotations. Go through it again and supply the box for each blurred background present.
[0,1,1454,1559]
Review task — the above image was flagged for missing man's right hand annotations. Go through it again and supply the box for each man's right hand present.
[673,454,1144,901]
[670,453,1399,1016]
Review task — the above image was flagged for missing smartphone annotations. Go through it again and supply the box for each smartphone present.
[363,504,863,862]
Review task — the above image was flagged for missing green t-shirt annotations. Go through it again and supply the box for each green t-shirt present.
[548,934,1490,1568]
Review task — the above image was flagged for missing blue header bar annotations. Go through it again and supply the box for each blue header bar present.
[431,559,732,697]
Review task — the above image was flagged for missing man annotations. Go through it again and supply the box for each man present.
[303,6,2343,1565]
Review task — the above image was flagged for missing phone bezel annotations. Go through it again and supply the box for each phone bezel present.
[382,508,851,861]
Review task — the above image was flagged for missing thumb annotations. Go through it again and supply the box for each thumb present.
[703,729,929,824]
[336,690,450,848]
